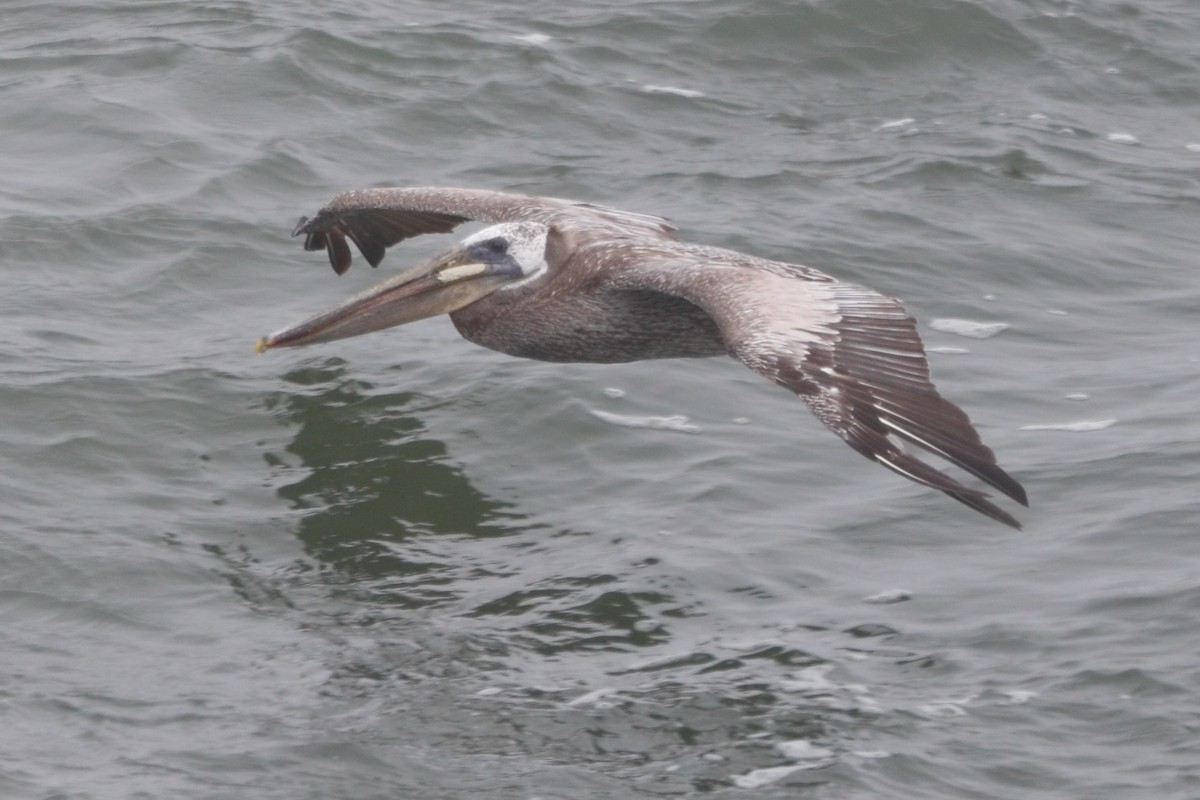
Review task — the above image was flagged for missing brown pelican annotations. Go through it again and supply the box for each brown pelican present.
[259,187,1028,528]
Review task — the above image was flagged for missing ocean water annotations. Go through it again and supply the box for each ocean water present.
[3,1,1199,797]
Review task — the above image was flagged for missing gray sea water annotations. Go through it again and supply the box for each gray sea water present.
[3,1,1199,797]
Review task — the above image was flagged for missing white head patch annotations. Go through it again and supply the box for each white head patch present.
[461,222,550,287]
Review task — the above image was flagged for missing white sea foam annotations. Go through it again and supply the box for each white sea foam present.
[927,346,971,355]
[918,701,968,718]
[1106,132,1139,145]
[879,117,915,130]
[1003,690,1038,704]
[1020,419,1116,432]
[776,740,834,761]
[1064,393,1090,401]
[641,84,704,98]
[779,664,836,693]
[567,687,617,707]
[929,319,1009,339]
[602,387,626,399]
[589,408,700,433]
[864,589,911,604]
[512,33,551,44]
[732,764,813,789]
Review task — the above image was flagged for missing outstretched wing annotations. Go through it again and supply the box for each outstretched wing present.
[598,240,1028,527]
[294,187,678,275]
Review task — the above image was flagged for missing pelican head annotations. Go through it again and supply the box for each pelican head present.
[257,222,549,351]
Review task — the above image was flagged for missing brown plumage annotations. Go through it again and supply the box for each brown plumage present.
[264,187,1028,528]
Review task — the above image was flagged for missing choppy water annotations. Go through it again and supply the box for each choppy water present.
[3,1,1200,797]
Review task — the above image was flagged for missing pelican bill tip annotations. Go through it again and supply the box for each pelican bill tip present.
[255,336,271,354]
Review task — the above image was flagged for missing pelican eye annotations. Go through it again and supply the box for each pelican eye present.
[470,237,509,260]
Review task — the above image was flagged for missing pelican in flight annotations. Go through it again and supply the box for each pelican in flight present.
[259,187,1027,527]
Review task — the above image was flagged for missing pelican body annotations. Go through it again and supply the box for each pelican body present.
[260,187,1027,528]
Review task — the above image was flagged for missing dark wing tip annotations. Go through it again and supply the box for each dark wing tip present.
[351,235,387,268]
[871,391,1028,509]
[975,462,1028,507]
[866,440,1024,530]
[294,202,474,274]
[837,381,1028,527]
[836,414,1014,525]
[946,486,1024,530]
[292,214,350,274]
[1003,470,1029,507]
[326,230,352,275]
[291,213,377,274]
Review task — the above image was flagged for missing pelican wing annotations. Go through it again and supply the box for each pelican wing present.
[294,187,677,275]
[600,241,1027,527]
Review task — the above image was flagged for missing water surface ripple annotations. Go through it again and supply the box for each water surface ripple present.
[2,1,1199,797]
